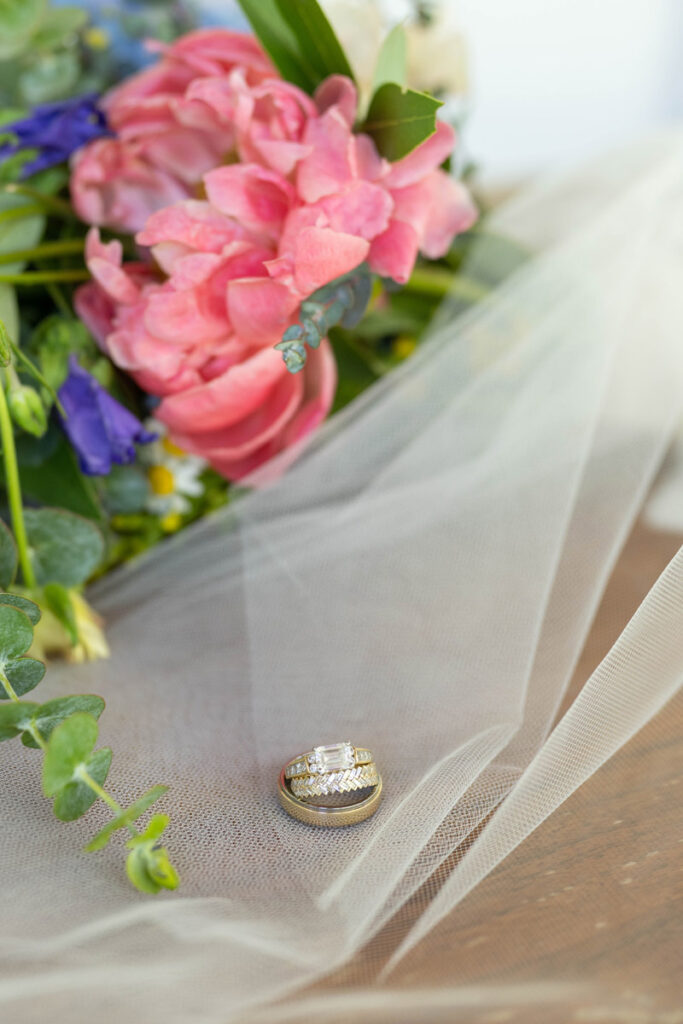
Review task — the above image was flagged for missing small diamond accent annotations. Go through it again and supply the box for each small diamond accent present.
[355,749,372,764]
[308,742,354,774]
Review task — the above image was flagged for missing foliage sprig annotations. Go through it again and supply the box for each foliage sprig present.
[0,595,178,893]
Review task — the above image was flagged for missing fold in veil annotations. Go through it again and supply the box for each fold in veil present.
[1,134,682,1023]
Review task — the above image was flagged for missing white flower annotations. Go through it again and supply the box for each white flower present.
[140,419,206,520]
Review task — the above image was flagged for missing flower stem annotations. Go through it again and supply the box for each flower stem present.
[46,281,72,317]
[0,270,90,285]
[0,373,36,588]
[9,340,66,416]
[2,184,75,219]
[0,239,84,266]
[0,203,44,224]
[405,268,490,303]
[74,765,125,817]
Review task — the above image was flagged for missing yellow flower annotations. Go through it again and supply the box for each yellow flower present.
[83,27,110,51]
[392,336,417,360]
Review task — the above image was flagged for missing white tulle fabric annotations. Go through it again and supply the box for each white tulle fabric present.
[1,135,683,1023]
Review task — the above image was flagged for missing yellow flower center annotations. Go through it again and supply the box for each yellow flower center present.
[161,437,186,458]
[160,513,183,533]
[83,27,110,50]
[148,464,175,496]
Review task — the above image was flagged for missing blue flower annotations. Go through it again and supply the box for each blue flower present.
[0,94,110,178]
[58,357,155,476]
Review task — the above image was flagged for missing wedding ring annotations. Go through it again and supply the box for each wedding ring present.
[279,742,382,827]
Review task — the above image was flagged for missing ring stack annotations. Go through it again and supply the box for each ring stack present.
[279,742,382,826]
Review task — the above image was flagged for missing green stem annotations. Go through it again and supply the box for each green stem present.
[0,372,36,588]
[46,281,72,317]
[0,270,90,285]
[9,341,66,416]
[74,766,124,816]
[0,239,84,266]
[405,268,490,303]
[0,667,20,702]
[0,203,44,224]
[2,184,75,219]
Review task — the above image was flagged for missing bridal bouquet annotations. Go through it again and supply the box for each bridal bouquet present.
[0,0,479,892]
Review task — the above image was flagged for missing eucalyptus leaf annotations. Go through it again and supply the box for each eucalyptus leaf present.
[85,786,169,852]
[53,746,112,821]
[24,507,105,587]
[0,592,41,625]
[0,518,17,588]
[42,711,98,797]
[0,602,33,659]
[0,699,37,741]
[16,435,103,521]
[361,83,442,161]
[0,285,18,346]
[22,694,105,749]
[371,24,407,94]
[2,656,45,697]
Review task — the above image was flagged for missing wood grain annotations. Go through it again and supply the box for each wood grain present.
[307,522,683,1020]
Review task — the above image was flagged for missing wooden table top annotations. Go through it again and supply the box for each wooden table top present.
[302,522,683,1022]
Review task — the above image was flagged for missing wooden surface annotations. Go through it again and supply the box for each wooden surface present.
[308,522,683,1021]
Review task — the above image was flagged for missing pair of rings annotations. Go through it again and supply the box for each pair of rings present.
[278,742,382,827]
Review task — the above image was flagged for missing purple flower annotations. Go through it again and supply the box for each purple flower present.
[58,356,155,476]
[0,94,110,178]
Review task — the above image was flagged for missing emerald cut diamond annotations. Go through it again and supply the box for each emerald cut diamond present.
[308,742,354,774]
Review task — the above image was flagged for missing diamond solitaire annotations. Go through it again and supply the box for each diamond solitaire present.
[308,742,355,774]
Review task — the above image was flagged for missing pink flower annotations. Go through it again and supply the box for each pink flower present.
[76,218,336,482]
[72,37,477,482]
[70,30,274,232]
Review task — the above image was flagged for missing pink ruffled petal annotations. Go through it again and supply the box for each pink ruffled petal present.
[368,219,419,284]
[73,282,116,348]
[383,121,456,188]
[157,345,286,432]
[143,285,229,344]
[318,180,393,240]
[419,171,478,259]
[314,75,357,126]
[204,165,295,239]
[226,277,299,345]
[296,109,355,203]
[290,226,369,295]
[137,200,243,253]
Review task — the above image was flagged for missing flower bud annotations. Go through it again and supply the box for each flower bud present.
[126,840,179,894]
[7,384,47,437]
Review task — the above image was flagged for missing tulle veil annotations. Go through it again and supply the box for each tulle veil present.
[1,133,682,1022]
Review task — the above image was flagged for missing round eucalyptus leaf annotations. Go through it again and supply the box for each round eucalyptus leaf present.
[0,519,17,589]
[24,508,105,588]
[2,656,45,698]
[42,712,98,797]
[21,694,105,749]
[0,700,38,741]
[0,593,41,625]
[53,746,112,822]
[0,603,34,659]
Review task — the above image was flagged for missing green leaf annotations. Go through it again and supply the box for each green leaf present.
[0,699,37,740]
[372,24,407,94]
[42,711,98,797]
[0,0,47,59]
[85,786,169,852]
[0,285,18,346]
[16,434,103,521]
[24,507,105,587]
[0,602,33,658]
[0,518,17,588]
[0,592,41,624]
[100,464,149,515]
[30,6,87,50]
[3,656,45,697]
[42,582,77,645]
[361,83,442,161]
[53,746,112,821]
[274,0,355,85]
[237,0,354,93]
[0,192,45,275]
[22,693,105,749]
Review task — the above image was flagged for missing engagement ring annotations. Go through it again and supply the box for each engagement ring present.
[279,742,382,826]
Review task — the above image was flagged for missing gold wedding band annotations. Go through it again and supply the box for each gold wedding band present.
[279,742,382,827]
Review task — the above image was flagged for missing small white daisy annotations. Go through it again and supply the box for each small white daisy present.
[140,419,206,524]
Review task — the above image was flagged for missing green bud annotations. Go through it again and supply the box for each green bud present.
[7,384,48,437]
[125,839,179,895]
[0,319,13,367]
